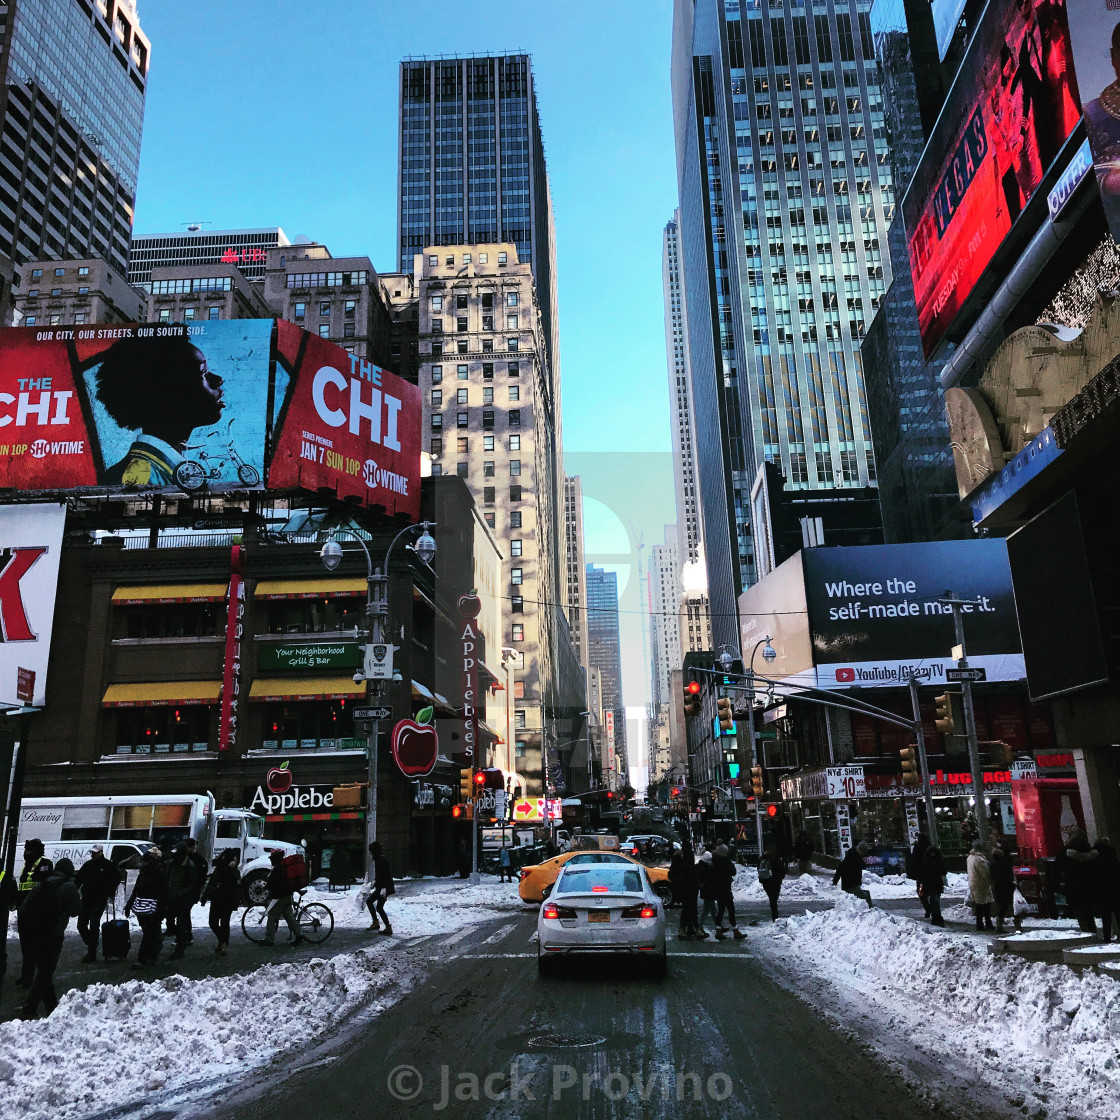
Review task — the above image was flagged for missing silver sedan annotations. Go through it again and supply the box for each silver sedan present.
[537,862,667,977]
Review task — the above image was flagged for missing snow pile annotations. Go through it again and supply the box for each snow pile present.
[765,896,1120,1119]
[731,865,968,903]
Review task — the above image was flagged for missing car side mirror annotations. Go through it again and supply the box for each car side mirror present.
[541,884,552,900]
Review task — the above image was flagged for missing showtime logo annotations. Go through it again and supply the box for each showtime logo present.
[835,668,855,683]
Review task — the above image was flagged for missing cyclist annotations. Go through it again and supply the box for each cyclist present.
[261,851,304,947]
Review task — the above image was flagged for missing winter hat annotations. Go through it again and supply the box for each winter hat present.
[54,858,75,877]
[91,844,104,855]
[697,850,712,863]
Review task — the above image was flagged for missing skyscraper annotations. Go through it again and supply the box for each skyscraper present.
[0,0,149,283]
[648,531,682,712]
[129,227,291,288]
[397,54,558,385]
[671,0,893,645]
[563,475,590,674]
[585,564,626,785]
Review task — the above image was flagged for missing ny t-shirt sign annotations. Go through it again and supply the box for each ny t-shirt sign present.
[270,323,421,519]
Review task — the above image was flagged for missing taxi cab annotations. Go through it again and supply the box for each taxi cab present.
[518,849,671,904]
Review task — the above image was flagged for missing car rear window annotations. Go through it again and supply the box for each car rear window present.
[556,867,643,895]
[567,853,629,866]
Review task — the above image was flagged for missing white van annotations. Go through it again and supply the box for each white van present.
[17,794,301,905]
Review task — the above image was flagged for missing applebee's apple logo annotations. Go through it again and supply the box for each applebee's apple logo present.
[266,760,293,793]
[391,706,438,778]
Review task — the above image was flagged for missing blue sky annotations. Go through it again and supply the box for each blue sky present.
[133,0,679,459]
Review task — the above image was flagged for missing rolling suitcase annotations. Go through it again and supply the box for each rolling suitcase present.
[101,898,132,961]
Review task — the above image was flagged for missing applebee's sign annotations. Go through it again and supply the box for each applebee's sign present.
[458,592,481,764]
[248,760,335,814]
[391,705,438,778]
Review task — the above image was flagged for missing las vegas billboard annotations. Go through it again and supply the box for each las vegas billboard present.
[903,0,1082,358]
[0,321,420,518]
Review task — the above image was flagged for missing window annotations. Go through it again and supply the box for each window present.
[483,487,495,505]
[483,435,495,451]
[158,308,170,323]
[294,302,306,320]
[507,338,519,351]
[484,512,495,528]
[431,318,443,334]
[483,363,494,379]
[183,307,195,321]
[456,388,468,404]
[430,390,442,406]
[457,437,468,453]
[509,410,521,427]
[23,316,35,326]
[318,323,329,337]
[431,462,443,475]
[508,385,520,401]
[511,568,523,585]
[506,292,519,307]
[48,314,61,326]
[31,269,42,278]
[456,295,468,310]
[28,289,38,297]
[512,623,524,642]
[457,364,468,380]
[319,301,331,316]
[515,738,527,757]
[457,317,467,332]
[74,312,86,324]
[511,596,524,613]
[345,300,355,318]
[482,339,493,353]
[479,253,488,264]
[78,266,89,277]
[484,461,495,477]
[509,485,522,501]
[457,411,468,428]
[482,315,494,331]
[430,437,443,456]
[456,462,468,478]
[509,434,521,451]
[431,365,443,383]
[482,410,495,429]
[463,253,471,264]
[431,295,443,312]
[456,339,468,354]
[510,540,522,557]
[483,387,494,404]
[54,268,65,277]
[509,460,521,476]
[430,414,443,430]
[51,289,61,297]
[508,362,519,377]
[428,255,438,267]
[498,251,507,264]
[343,323,355,338]
[510,511,522,529]
[482,293,493,310]
[431,341,443,356]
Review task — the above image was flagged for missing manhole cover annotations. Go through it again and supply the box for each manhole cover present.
[527,1033,606,1050]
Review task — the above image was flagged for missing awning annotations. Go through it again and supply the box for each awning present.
[478,719,502,742]
[265,810,364,823]
[249,676,366,702]
[411,680,434,701]
[112,583,227,605]
[253,577,365,600]
[102,681,222,707]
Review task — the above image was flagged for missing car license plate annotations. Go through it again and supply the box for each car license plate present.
[588,911,610,923]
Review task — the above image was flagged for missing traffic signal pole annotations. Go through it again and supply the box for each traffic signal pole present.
[907,675,937,841]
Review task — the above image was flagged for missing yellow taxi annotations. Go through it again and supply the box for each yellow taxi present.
[518,850,672,904]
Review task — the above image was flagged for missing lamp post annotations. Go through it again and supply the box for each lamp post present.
[319,521,436,861]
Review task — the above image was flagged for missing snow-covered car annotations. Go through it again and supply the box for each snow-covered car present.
[537,861,667,977]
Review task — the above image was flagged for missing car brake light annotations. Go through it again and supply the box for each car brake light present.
[518,869,529,880]
[543,905,576,920]
[620,904,658,919]
[592,885,608,893]
[641,906,656,918]
[543,905,559,919]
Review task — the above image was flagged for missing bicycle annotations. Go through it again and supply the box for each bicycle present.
[241,889,334,945]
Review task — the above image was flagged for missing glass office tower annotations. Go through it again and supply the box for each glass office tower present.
[672,0,893,644]
[397,54,558,384]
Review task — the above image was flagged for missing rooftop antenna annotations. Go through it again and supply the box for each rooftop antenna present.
[182,221,213,234]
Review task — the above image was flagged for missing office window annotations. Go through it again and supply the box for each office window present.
[294,302,305,320]
[510,540,522,557]
[23,316,35,326]
[430,437,443,456]
[445,255,454,266]
[431,365,443,383]
[482,293,493,310]
[28,289,38,297]
[510,511,522,528]
[430,462,443,475]
[457,364,468,380]
[431,341,443,356]
[506,314,518,330]
[457,411,468,428]
[483,487,495,505]
[483,435,495,451]
[318,323,329,336]
[509,485,522,501]
[430,390,442,406]
[483,410,495,429]
[498,252,507,264]
[431,295,443,311]
[484,461,495,477]
[508,410,521,427]
[484,512,495,528]
[463,253,471,264]
[482,339,493,353]
[508,362,519,377]
[506,292,519,306]
[431,318,443,334]
[512,623,524,642]
[456,339,468,354]
[511,596,523,613]
[158,308,170,323]
[183,307,195,321]
[483,387,494,404]
[54,268,65,277]
[457,437,468,453]
[344,300,356,318]
[509,434,521,451]
[343,323,355,338]
[479,253,488,264]
[483,363,494,380]
[208,306,222,320]
[456,462,468,478]
[509,459,521,476]
[482,315,493,332]
[430,414,443,430]
[457,388,468,405]
[457,317,468,333]
[507,338,519,351]
[456,295,468,310]
[31,269,42,278]
[428,255,438,267]
[73,313,86,324]
[319,301,331,316]
[508,385,520,401]
[49,315,61,326]
[51,288,61,296]
[511,567,523,585]
[78,266,89,277]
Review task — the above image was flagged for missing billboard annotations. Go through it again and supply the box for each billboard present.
[269,322,421,519]
[0,503,65,708]
[802,541,1025,688]
[0,322,271,493]
[1064,0,1120,242]
[738,551,814,687]
[904,0,1082,358]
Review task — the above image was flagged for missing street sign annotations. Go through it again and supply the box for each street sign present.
[364,643,396,681]
[352,706,393,721]
[16,667,35,705]
[946,667,986,682]
[755,729,778,740]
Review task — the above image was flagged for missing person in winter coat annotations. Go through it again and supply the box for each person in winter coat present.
[15,839,53,987]
[1065,828,1100,935]
[19,858,80,1018]
[793,832,814,875]
[75,846,123,963]
[184,839,208,944]
[165,843,200,960]
[1092,838,1120,942]
[365,841,394,935]
[498,845,513,884]
[126,850,167,966]
[711,844,745,940]
[0,866,17,999]
[833,842,873,908]
[920,845,947,926]
[262,850,304,946]
[201,849,242,955]
[967,843,995,930]
[696,849,716,938]
[908,834,932,917]
[989,842,1017,933]
[758,842,787,922]
[672,840,701,939]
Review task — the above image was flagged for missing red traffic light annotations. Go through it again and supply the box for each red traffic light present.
[686,680,701,695]
[451,805,463,818]
[473,770,486,786]
[766,804,778,818]
[607,791,613,798]
[672,787,681,797]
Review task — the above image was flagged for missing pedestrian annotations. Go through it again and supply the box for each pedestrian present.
[1093,837,1120,943]
[1065,827,1100,935]
[365,841,394,935]
[711,843,745,940]
[674,839,700,939]
[758,842,786,922]
[908,833,932,917]
[165,843,200,960]
[967,843,995,931]
[261,850,304,947]
[920,844,947,927]
[498,844,512,884]
[74,845,122,963]
[15,839,53,988]
[125,849,166,966]
[832,841,874,908]
[793,832,814,875]
[17,857,80,1019]
[0,864,16,1000]
[696,849,715,939]
[201,849,241,955]
[183,838,208,944]
[989,841,1018,933]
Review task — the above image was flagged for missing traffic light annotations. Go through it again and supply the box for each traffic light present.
[751,765,764,798]
[766,803,778,818]
[473,769,487,792]
[451,803,473,820]
[671,786,681,798]
[899,744,921,787]
[458,768,473,800]
[933,692,956,736]
[683,679,701,717]
[717,695,734,733]
[475,767,504,789]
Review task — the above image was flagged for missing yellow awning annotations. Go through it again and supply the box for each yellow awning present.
[253,578,366,600]
[249,676,366,701]
[112,583,227,605]
[102,681,222,707]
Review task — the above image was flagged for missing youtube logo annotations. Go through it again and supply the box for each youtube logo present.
[835,667,855,683]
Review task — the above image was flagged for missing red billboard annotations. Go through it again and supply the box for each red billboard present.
[904,0,1081,358]
[269,321,421,519]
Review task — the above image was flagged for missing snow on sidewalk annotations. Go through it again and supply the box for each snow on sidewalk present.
[0,877,514,1120]
[757,894,1120,1120]
[731,864,968,903]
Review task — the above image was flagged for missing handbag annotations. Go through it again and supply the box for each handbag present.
[1012,888,1030,918]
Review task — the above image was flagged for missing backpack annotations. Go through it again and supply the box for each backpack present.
[758,857,773,882]
[281,853,309,890]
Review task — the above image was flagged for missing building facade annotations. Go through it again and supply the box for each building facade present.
[13,255,145,326]
[397,54,559,388]
[146,263,273,323]
[671,0,893,644]
[0,0,149,280]
[648,530,682,713]
[562,474,589,674]
[128,228,291,288]
[585,564,626,786]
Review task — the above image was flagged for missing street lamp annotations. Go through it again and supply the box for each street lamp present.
[318,521,437,860]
